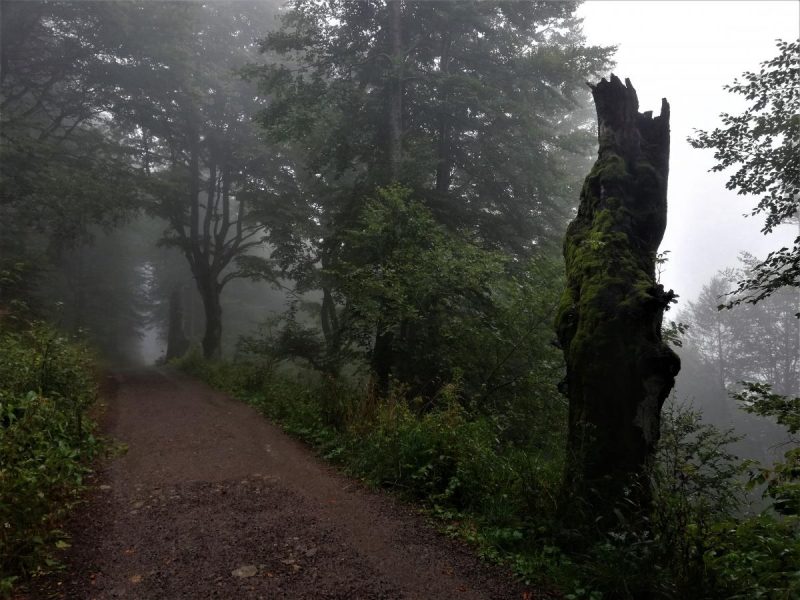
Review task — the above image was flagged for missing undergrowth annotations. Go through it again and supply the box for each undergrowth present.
[176,349,567,572]
[0,322,101,595]
[177,350,800,599]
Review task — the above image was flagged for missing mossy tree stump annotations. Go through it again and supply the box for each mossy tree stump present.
[555,76,680,518]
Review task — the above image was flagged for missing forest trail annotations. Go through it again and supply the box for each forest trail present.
[29,369,531,600]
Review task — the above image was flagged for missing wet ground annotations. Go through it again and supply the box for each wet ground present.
[24,369,538,599]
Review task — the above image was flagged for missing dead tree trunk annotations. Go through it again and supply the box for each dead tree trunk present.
[555,76,680,518]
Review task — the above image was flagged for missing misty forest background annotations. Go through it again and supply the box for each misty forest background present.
[1,1,798,598]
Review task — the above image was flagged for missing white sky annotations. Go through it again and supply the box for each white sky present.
[577,0,800,307]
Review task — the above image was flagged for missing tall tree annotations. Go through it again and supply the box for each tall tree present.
[0,1,148,313]
[251,0,611,388]
[1,1,290,358]
[555,76,680,518]
[680,274,741,393]
[119,2,284,358]
[256,0,609,251]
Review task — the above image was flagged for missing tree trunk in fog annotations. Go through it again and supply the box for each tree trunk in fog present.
[320,285,342,377]
[199,280,222,360]
[165,288,190,360]
[435,29,452,194]
[555,76,680,520]
[715,318,727,393]
[371,325,393,396]
[370,0,404,395]
[387,0,403,181]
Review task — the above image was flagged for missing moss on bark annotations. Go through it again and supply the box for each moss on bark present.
[555,76,680,518]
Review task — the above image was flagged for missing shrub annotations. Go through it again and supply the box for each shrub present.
[0,323,100,592]
[560,403,748,599]
[651,402,746,594]
[184,357,800,598]
[703,514,800,599]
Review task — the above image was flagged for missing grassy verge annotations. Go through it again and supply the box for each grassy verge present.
[0,322,102,595]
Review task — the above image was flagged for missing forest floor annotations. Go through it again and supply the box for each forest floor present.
[23,368,535,600]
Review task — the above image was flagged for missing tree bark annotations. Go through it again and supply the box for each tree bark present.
[369,0,403,395]
[371,323,394,396]
[387,0,403,181]
[435,31,452,194]
[200,278,222,360]
[320,285,342,377]
[555,76,680,519]
[165,288,190,360]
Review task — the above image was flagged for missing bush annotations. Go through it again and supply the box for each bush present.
[651,402,746,595]
[703,514,800,599]
[0,322,100,592]
[566,403,800,599]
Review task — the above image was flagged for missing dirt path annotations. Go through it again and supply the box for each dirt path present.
[29,369,536,599]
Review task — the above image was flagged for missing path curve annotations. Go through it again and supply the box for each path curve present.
[28,369,536,599]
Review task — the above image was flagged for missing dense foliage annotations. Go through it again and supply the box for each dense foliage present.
[0,1,144,244]
[0,321,100,593]
[248,0,611,393]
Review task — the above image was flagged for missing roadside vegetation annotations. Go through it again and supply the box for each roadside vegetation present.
[177,349,800,599]
[0,318,101,594]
